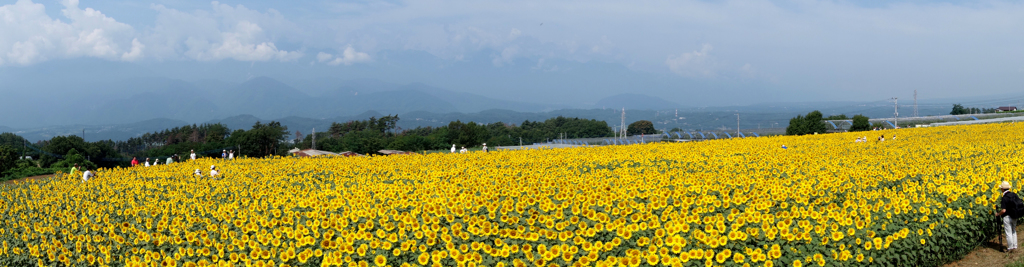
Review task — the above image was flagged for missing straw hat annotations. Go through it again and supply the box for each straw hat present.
[1000,181,1011,190]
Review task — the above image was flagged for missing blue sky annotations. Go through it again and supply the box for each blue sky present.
[2,0,1023,106]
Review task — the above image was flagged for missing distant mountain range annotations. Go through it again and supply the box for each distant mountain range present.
[0,74,592,128]
[2,99,961,143]
[594,94,681,110]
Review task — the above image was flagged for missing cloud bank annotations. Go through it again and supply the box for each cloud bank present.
[0,0,304,65]
[2,0,1024,101]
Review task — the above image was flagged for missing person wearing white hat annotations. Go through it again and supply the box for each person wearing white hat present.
[451,144,457,153]
[997,181,1022,252]
[194,169,202,177]
[482,143,488,152]
[190,150,196,160]
[210,165,219,178]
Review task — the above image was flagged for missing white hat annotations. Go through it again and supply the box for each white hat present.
[1001,181,1011,190]
[210,165,216,170]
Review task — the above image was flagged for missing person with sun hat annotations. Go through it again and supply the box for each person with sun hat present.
[996,181,1023,252]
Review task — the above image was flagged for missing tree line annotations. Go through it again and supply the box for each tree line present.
[293,115,614,154]
[950,104,998,115]
[786,111,871,135]
[0,115,614,179]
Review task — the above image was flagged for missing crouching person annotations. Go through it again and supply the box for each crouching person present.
[997,181,1023,252]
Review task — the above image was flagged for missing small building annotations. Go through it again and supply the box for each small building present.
[998,106,1018,112]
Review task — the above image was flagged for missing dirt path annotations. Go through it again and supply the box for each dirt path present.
[945,225,1024,267]
[1,174,55,185]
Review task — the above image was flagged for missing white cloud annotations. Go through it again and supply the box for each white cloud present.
[508,28,521,40]
[316,52,333,62]
[147,2,302,62]
[492,46,519,67]
[665,44,717,77]
[0,0,306,65]
[121,38,144,61]
[0,0,136,65]
[317,46,371,66]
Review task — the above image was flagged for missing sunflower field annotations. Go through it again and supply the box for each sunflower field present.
[1,123,1023,267]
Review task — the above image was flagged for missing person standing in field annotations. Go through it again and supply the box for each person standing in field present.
[70,163,80,177]
[997,181,1022,252]
[222,150,227,159]
[228,150,234,160]
[144,158,150,167]
[210,165,219,178]
[131,157,139,167]
[451,144,457,153]
[482,143,488,152]
[82,167,94,183]
[190,150,196,160]
[166,156,174,165]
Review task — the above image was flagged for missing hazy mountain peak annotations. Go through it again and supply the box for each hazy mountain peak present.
[594,94,680,110]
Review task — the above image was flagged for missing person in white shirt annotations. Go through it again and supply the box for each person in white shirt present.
[194,169,202,177]
[451,144,457,153]
[144,158,151,167]
[190,150,196,160]
[210,165,219,178]
[482,143,488,152]
[460,147,468,153]
[228,150,234,160]
[82,167,94,182]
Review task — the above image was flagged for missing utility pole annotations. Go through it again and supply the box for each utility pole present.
[892,97,899,129]
[312,128,316,150]
[736,113,740,137]
[913,90,918,117]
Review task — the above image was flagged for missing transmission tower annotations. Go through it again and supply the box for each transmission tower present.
[619,108,627,139]
[892,97,899,128]
[913,90,918,117]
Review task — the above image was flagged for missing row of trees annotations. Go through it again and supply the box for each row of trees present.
[0,134,115,180]
[1,115,615,178]
[294,115,615,154]
[786,111,870,135]
[950,104,998,115]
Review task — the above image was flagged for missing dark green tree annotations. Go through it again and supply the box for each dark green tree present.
[950,104,967,115]
[786,115,807,135]
[850,115,871,132]
[824,114,849,120]
[786,110,828,135]
[0,145,16,174]
[51,148,97,170]
[229,121,289,157]
[39,135,88,167]
[627,120,657,135]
